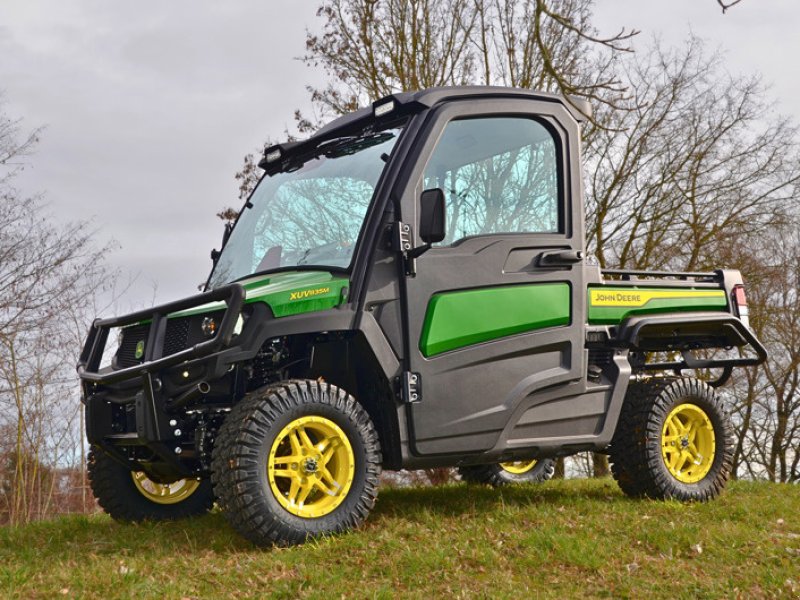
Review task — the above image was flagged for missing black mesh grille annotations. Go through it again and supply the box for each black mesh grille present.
[164,318,191,356]
[116,324,149,368]
[114,311,226,370]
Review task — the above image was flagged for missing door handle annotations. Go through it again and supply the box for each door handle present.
[538,250,585,267]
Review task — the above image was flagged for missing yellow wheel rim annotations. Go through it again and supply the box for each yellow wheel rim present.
[267,415,355,519]
[661,403,716,484]
[131,472,201,505]
[499,459,538,475]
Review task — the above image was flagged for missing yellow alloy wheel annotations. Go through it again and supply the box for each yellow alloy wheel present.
[131,472,201,505]
[499,459,538,475]
[661,403,716,484]
[267,415,356,519]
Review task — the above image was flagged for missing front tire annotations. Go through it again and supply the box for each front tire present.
[211,380,382,546]
[609,377,733,501]
[459,458,556,487]
[88,449,213,522]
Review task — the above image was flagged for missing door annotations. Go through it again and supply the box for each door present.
[401,100,587,456]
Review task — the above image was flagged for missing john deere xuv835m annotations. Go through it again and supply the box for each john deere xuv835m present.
[78,87,766,546]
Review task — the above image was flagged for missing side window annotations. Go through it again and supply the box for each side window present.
[423,117,560,245]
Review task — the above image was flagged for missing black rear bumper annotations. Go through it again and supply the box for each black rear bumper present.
[615,311,768,386]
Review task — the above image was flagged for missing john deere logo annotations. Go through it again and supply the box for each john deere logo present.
[134,340,145,359]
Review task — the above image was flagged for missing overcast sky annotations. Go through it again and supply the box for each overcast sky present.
[1,0,797,312]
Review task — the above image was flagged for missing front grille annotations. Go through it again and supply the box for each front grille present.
[164,318,191,356]
[116,324,149,368]
[114,311,226,370]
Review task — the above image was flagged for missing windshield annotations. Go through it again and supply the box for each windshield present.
[208,127,403,288]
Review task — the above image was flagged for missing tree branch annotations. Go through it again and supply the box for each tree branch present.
[717,0,744,13]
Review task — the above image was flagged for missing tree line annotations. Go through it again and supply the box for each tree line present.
[0,97,114,524]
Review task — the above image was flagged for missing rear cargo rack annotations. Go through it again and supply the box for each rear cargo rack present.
[600,269,724,289]
[601,269,721,282]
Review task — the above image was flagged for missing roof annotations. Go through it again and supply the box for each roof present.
[316,86,590,136]
[260,86,591,169]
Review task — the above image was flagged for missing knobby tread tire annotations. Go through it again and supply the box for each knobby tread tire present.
[609,377,733,501]
[609,379,674,498]
[87,449,213,522]
[459,459,556,487]
[210,379,382,547]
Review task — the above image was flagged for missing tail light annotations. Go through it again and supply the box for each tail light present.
[732,284,749,328]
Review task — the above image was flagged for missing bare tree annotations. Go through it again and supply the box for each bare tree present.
[0,95,40,176]
[0,99,113,524]
[724,219,800,482]
[717,0,745,13]
[585,37,800,273]
[303,0,636,126]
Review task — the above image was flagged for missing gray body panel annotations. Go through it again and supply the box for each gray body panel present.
[367,96,612,462]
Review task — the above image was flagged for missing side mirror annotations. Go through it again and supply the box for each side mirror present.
[419,188,446,244]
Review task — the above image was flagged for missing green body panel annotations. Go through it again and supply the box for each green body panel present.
[243,271,349,317]
[419,283,571,357]
[587,286,728,325]
[169,271,349,319]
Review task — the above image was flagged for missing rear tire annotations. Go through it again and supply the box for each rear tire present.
[609,377,733,501]
[459,458,556,487]
[88,449,213,522]
[211,380,382,547]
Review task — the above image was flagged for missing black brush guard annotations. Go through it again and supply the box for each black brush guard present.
[77,283,245,385]
[77,284,245,478]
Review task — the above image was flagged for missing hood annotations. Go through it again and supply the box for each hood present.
[170,271,349,319]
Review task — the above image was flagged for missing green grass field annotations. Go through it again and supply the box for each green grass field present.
[1,479,798,599]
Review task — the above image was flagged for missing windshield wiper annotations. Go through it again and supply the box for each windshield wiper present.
[296,241,342,266]
[296,247,313,266]
[320,132,395,158]
[279,132,396,173]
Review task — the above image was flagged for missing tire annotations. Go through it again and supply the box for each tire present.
[211,379,382,547]
[88,449,213,522]
[459,458,556,487]
[609,377,733,501]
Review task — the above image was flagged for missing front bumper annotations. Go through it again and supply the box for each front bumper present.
[77,283,245,385]
[77,283,246,478]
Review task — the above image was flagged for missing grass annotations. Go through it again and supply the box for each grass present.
[1,479,798,599]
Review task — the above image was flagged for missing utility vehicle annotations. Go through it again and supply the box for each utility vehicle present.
[78,87,766,546]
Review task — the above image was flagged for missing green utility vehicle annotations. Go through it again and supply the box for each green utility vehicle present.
[78,87,766,546]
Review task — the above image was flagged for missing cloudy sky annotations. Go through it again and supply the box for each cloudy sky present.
[0,0,797,312]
